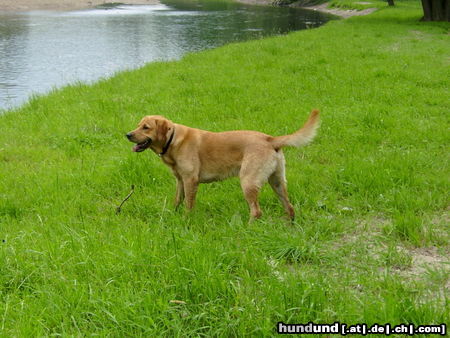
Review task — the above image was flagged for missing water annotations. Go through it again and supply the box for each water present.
[0,0,332,110]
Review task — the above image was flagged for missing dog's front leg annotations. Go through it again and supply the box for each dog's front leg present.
[183,176,199,210]
[174,176,184,209]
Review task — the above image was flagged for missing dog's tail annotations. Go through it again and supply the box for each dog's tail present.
[271,109,320,149]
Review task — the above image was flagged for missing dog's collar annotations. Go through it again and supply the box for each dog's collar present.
[160,129,175,156]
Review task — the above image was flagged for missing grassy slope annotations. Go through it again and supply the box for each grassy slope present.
[0,1,449,335]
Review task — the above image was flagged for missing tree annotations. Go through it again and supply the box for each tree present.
[387,0,394,6]
[421,0,450,21]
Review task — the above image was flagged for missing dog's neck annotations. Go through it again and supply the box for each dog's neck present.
[159,129,175,157]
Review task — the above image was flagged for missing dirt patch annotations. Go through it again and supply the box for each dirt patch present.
[398,246,449,307]
[406,247,449,277]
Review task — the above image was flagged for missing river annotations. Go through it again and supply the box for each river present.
[0,0,333,110]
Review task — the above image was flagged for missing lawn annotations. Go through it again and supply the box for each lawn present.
[0,0,448,335]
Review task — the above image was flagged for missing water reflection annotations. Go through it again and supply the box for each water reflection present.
[0,13,29,106]
[0,1,333,110]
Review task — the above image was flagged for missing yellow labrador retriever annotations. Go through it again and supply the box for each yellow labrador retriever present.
[126,110,319,220]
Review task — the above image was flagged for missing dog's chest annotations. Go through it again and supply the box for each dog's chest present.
[161,155,176,166]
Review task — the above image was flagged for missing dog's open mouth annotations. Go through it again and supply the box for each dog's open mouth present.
[132,138,152,152]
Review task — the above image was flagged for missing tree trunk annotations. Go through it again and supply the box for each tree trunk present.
[387,0,394,6]
[421,0,450,21]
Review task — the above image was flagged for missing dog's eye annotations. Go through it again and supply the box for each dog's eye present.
[143,125,150,130]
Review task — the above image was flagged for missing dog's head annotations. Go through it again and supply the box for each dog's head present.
[126,115,174,153]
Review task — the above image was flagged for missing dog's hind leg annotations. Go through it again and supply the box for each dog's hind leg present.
[240,179,262,219]
[268,152,295,220]
[240,150,277,220]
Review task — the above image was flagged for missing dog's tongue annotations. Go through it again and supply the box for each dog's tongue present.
[132,140,150,152]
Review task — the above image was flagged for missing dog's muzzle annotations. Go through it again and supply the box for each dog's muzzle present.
[132,138,152,152]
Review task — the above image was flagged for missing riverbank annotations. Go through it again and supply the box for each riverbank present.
[0,0,159,11]
[237,0,378,18]
[1,0,449,335]
[296,2,377,18]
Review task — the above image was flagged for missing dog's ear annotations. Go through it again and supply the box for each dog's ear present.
[155,118,172,143]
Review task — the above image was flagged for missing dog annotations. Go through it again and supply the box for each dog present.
[126,110,320,220]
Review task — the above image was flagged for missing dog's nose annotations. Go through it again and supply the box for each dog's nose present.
[126,132,132,140]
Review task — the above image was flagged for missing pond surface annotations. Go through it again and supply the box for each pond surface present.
[0,0,333,110]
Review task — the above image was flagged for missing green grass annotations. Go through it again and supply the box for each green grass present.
[1,0,449,335]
